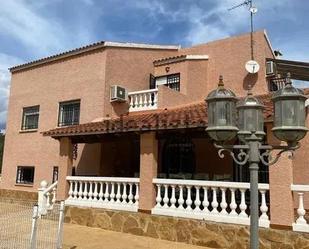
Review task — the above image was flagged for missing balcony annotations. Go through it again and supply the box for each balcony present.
[128,89,158,112]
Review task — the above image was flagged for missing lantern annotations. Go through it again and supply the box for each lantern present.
[272,73,308,145]
[237,88,265,142]
[206,76,239,141]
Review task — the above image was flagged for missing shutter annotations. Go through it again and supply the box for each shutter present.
[149,74,156,89]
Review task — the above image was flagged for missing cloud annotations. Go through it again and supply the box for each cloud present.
[0,53,24,129]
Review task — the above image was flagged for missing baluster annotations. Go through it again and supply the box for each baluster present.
[220,188,228,215]
[134,183,139,206]
[153,91,158,107]
[122,183,128,204]
[186,186,192,211]
[134,95,139,109]
[88,181,93,201]
[98,182,104,202]
[46,192,51,209]
[93,182,98,202]
[78,181,83,200]
[296,192,307,224]
[163,185,169,208]
[178,185,184,210]
[83,182,88,201]
[229,188,237,217]
[170,185,176,209]
[130,96,134,109]
[155,184,162,208]
[202,187,209,213]
[259,190,269,222]
[138,94,143,108]
[110,182,116,203]
[51,187,56,207]
[104,182,110,203]
[73,181,78,200]
[143,93,148,107]
[194,186,201,212]
[239,189,248,217]
[116,182,121,204]
[68,181,74,200]
[211,187,218,214]
[128,183,133,205]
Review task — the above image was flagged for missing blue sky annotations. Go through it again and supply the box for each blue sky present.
[0,0,308,129]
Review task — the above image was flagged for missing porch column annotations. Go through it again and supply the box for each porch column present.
[57,137,73,200]
[267,123,294,228]
[139,132,158,212]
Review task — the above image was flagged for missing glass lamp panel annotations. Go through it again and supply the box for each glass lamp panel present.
[245,108,257,132]
[258,109,264,131]
[238,109,244,130]
[216,101,229,126]
[282,100,297,126]
[298,101,305,126]
[274,101,281,127]
[208,102,215,127]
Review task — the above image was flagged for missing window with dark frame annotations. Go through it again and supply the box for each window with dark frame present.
[21,106,39,130]
[16,166,35,184]
[52,166,59,183]
[166,73,180,91]
[58,100,80,127]
[155,73,180,92]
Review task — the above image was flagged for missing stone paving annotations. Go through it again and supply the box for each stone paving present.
[63,223,210,249]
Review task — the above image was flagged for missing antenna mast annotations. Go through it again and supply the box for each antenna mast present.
[228,0,258,60]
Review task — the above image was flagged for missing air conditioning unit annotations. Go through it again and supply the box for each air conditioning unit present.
[266,61,275,75]
[110,85,127,102]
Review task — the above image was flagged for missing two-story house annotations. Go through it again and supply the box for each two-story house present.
[1,30,309,246]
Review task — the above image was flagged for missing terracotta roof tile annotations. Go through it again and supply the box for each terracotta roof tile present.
[43,89,309,138]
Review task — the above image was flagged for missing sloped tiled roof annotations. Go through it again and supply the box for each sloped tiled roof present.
[43,89,306,138]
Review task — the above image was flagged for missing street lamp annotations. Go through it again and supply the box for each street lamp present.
[205,74,308,249]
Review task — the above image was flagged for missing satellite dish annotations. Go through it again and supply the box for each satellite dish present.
[250,6,258,14]
[245,60,260,74]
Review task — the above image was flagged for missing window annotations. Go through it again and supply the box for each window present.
[52,166,59,183]
[155,73,180,91]
[21,106,39,130]
[58,100,80,127]
[16,166,35,184]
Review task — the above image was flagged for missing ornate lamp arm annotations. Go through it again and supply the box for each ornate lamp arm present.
[258,143,300,166]
[214,143,250,165]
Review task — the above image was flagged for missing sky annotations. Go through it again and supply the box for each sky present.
[0,0,308,129]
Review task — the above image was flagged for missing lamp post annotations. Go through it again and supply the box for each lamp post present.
[205,74,308,249]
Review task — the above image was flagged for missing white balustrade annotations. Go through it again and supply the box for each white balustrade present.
[128,89,158,112]
[38,180,58,215]
[291,184,309,233]
[152,178,270,227]
[66,176,140,212]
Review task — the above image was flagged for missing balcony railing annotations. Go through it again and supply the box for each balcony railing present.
[128,89,158,112]
[66,176,140,212]
[292,184,309,232]
[152,178,270,227]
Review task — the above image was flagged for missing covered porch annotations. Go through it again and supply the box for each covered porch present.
[42,100,307,232]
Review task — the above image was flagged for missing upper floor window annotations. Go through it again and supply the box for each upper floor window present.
[21,106,39,130]
[155,73,180,91]
[16,166,35,185]
[58,100,80,127]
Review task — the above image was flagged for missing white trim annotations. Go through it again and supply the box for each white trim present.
[263,30,276,58]
[185,55,209,60]
[104,41,180,50]
[291,184,309,192]
[66,176,139,183]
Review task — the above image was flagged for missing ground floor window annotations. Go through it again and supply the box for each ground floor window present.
[16,166,35,184]
[52,166,59,183]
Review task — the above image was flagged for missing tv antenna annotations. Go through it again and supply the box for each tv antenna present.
[229,0,259,73]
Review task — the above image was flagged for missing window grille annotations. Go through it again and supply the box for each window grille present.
[21,106,39,130]
[16,166,35,184]
[58,100,80,127]
[167,74,180,91]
